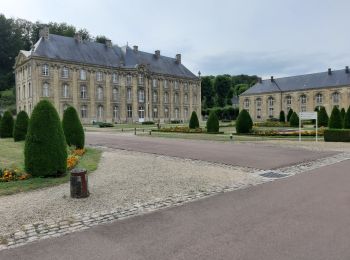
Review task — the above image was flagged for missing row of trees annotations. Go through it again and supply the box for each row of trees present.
[201,74,259,109]
[0,101,85,177]
[0,13,110,91]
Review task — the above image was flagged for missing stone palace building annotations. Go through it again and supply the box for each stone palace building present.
[240,67,350,121]
[15,27,201,123]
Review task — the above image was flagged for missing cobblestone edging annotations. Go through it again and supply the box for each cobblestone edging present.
[1,152,349,251]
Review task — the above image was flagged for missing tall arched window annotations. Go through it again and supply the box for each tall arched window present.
[164,92,169,103]
[42,64,49,76]
[112,87,118,101]
[138,89,145,102]
[164,107,169,118]
[112,73,119,83]
[97,105,104,120]
[268,97,274,117]
[153,91,158,103]
[184,93,188,103]
[97,86,103,100]
[80,85,87,99]
[113,106,119,120]
[174,93,179,104]
[62,84,69,98]
[138,74,144,85]
[175,108,179,119]
[127,88,132,102]
[61,67,69,78]
[184,108,188,119]
[43,83,49,97]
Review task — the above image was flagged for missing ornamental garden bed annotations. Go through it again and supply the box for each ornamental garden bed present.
[251,127,325,137]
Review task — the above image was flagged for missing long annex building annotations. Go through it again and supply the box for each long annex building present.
[240,67,350,121]
[15,27,201,123]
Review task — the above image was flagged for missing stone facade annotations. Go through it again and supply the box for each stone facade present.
[239,68,350,121]
[15,30,201,124]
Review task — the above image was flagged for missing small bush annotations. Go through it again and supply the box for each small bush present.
[324,129,350,142]
[289,112,299,127]
[344,106,350,129]
[13,110,29,141]
[142,121,155,125]
[98,122,114,128]
[25,100,67,177]
[189,111,200,129]
[0,110,14,138]
[235,110,253,134]
[62,106,85,149]
[286,109,294,122]
[318,106,328,127]
[279,111,286,122]
[170,120,182,124]
[206,111,220,133]
[328,106,342,129]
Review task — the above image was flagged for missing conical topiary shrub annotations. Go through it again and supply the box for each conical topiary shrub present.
[279,110,285,122]
[286,108,293,122]
[25,100,67,177]
[206,111,219,133]
[0,110,14,138]
[62,106,85,149]
[189,111,200,129]
[289,112,299,127]
[13,110,29,141]
[235,109,253,134]
[318,106,328,127]
[344,106,350,129]
[328,106,343,129]
[341,108,346,122]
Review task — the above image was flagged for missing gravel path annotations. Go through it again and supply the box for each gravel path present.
[0,149,259,236]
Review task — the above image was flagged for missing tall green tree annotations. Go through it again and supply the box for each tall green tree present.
[344,106,350,129]
[0,110,14,138]
[13,110,29,141]
[62,106,85,149]
[286,109,294,122]
[236,110,253,134]
[189,111,199,129]
[279,111,285,122]
[201,76,214,108]
[95,35,109,44]
[318,106,329,127]
[214,75,232,107]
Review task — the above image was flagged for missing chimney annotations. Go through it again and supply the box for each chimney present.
[74,33,82,43]
[346,66,349,74]
[155,50,160,58]
[39,26,49,40]
[105,39,112,48]
[270,76,274,82]
[133,45,138,52]
[328,68,332,75]
[176,54,181,64]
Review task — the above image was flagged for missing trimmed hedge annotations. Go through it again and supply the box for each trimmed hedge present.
[0,110,14,138]
[206,111,220,133]
[142,121,155,125]
[13,110,29,141]
[289,112,299,127]
[286,109,293,122]
[324,129,350,142]
[279,110,285,122]
[189,111,199,129]
[62,106,85,149]
[328,106,342,129]
[236,109,253,134]
[318,106,329,127]
[25,100,67,177]
[98,122,114,128]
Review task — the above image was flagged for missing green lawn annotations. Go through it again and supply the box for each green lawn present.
[0,139,102,196]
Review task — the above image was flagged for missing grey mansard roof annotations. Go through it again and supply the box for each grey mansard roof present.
[28,34,198,79]
[241,68,350,96]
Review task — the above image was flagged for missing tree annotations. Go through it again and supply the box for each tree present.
[341,108,346,121]
[286,109,294,122]
[318,106,329,127]
[279,111,285,122]
[25,100,67,177]
[214,75,232,107]
[289,112,299,127]
[62,106,85,149]
[328,106,343,129]
[344,106,350,129]
[236,110,253,134]
[206,111,219,133]
[13,110,29,141]
[95,35,109,44]
[201,76,214,109]
[0,110,14,138]
[189,111,200,129]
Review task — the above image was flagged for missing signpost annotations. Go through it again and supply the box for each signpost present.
[299,112,318,142]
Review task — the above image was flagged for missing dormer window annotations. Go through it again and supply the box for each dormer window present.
[42,64,49,76]
[61,67,69,78]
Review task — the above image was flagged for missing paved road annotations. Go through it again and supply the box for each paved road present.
[2,159,350,260]
[86,132,336,169]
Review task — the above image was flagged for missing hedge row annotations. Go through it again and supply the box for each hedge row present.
[324,129,350,142]
[202,107,239,121]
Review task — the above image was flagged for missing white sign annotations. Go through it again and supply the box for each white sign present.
[298,111,318,142]
[299,112,317,120]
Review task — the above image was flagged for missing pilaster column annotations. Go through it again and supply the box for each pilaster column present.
[105,73,111,122]
[53,65,60,115]
[89,70,96,120]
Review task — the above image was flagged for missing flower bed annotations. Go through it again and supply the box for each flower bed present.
[0,169,31,182]
[67,148,86,170]
[252,127,324,136]
[254,121,290,127]
[157,126,203,133]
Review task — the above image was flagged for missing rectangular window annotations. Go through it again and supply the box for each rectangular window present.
[138,74,144,85]
[153,107,158,118]
[127,88,132,102]
[96,72,103,82]
[164,80,168,89]
[112,73,119,83]
[42,64,49,76]
[127,105,132,118]
[138,89,145,103]
[80,69,87,80]
[61,67,69,78]
[126,75,132,86]
[81,106,87,118]
[152,79,157,88]
[269,107,274,117]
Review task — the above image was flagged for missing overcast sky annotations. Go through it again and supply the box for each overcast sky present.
[2,0,350,78]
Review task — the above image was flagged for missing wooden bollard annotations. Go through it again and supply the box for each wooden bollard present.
[70,168,89,198]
